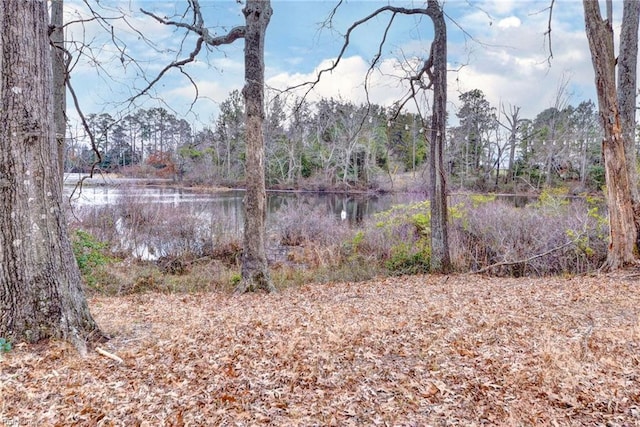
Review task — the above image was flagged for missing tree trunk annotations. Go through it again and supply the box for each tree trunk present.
[0,0,101,349]
[504,104,520,183]
[617,0,640,239]
[235,0,275,293]
[583,0,638,269]
[50,0,66,184]
[427,0,451,273]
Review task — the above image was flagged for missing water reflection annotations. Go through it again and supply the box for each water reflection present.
[64,180,423,260]
[64,184,421,225]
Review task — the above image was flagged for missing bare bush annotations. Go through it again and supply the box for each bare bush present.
[67,188,243,263]
[274,199,351,247]
[450,196,608,275]
[351,194,608,277]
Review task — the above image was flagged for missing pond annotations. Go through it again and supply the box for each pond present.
[63,175,424,224]
[62,175,564,261]
[63,175,424,260]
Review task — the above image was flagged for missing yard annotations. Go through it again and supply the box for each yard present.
[2,273,640,426]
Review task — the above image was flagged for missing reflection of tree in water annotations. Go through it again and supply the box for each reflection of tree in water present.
[68,184,418,261]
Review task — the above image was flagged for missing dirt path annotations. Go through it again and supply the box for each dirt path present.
[2,274,639,426]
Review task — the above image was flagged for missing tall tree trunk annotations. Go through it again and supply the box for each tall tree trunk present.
[583,0,638,269]
[50,0,66,184]
[428,0,451,273]
[617,0,640,239]
[0,0,101,349]
[503,104,520,183]
[236,0,275,293]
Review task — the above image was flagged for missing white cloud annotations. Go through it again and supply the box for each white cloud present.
[497,16,521,29]
[267,55,419,111]
[445,1,597,121]
[62,0,604,134]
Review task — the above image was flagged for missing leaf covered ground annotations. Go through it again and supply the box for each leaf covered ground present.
[2,274,640,426]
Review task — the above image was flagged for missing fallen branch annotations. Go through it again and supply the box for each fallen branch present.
[96,347,124,364]
[470,240,575,275]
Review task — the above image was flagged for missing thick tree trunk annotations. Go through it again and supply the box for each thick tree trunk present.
[428,0,451,273]
[235,0,275,293]
[50,0,66,184]
[583,0,638,269]
[0,0,101,349]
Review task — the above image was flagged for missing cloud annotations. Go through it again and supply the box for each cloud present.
[159,79,243,124]
[267,55,417,110]
[498,16,521,29]
[63,0,604,135]
[445,0,597,121]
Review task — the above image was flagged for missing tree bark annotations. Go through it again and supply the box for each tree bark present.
[235,0,276,293]
[583,0,638,269]
[617,0,640,238]
[427,0,451,273]
[0,0,101,349]
[50,0,66,184]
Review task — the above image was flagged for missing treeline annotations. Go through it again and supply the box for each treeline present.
[67,89,606,191]
[449,89,604,192]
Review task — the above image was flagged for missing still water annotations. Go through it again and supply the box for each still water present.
[63,175,426,260]
[67,187,420,223]
[63,175,422,224]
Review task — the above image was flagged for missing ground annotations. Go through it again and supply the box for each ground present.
[1,274,640,426]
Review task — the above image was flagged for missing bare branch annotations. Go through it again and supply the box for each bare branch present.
[140,8,245,47]
[131,5,246,107]
[545,0,555,66]
[288,5,431,99]
[128,36,204,104]
[471,238,576,275]
[531,0,555,66]
[67,78,101,186]
[363,13,396,107]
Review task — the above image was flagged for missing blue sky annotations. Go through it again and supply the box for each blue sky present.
[64,1,612,131]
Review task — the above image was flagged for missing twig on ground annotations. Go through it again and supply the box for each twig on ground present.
[96,347,124,364]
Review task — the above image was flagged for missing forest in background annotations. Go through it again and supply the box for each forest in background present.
[70,88,606,193]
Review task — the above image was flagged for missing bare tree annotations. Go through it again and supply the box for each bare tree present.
[499,104,523,184]
[583,0,640,270]
[303,0,451,272]
[426,0,451,273]
[0,0,101,350]
[617,0,640,227]
[141,0,274,292]
[235,0,275,292]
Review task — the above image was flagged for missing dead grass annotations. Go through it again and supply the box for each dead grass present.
[2,274,640,426]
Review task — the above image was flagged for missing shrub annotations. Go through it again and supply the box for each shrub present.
[351,200,432,275]
[276,199,350,247]
[72,230,116,290]
[449,193,607,276]
[385,242,430,275]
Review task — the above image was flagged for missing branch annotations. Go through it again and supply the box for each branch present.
[96,347,124,364]
[128,36,204,104]
[288,6,432,100]
[532,0,555,66]
[131,5,246,106]
[545,0,555,66]
[470,238,576,275]
[140,8,245,47]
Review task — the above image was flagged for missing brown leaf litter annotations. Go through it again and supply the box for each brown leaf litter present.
[2,274,640,426]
